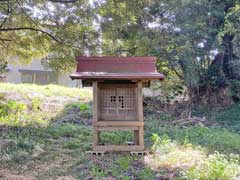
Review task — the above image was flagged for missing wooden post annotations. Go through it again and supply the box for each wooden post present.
[137,81,144,149]
[137,81,143,121]
[134,130,139,145]
[139,127,144,148]
[93,81,99,147]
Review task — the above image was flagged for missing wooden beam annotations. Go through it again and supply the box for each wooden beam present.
[93,81,99,146]
[93,145,144,151]
[137,81,143,121]
[134,130,139,145]
[97,126,139,131]
[93,81,98,123]
[93,127,99,146]
[93,121,144,127]
[139,127,144,148]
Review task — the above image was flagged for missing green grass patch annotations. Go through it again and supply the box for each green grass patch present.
[100,131,133,145]
[1,83,240,179]
[0,83,92,99]
[145,124,240,154]
[193,103,240,133]
[147,134,240,180]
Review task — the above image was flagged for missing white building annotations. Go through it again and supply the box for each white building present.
[4,59,78,87]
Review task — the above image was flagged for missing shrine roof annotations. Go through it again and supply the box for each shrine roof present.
[70,56,164,80]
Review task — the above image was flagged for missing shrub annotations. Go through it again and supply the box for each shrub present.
[147,134,205,169]
[63,139,82,149]
[138,167,155,180]
[182,152,240,180]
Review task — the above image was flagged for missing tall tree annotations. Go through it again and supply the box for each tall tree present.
[0,0,99,72]
[97,0,240,104]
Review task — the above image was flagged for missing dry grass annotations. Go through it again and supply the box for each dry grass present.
[144,145,205,170]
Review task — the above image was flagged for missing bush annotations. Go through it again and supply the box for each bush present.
[182,152,240,180]
[145,125,240,154]
[148,134,205,169]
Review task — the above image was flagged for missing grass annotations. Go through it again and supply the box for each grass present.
[0,82,92,99]
[0,83,240,179]
[192,103,240,133]
[0,83,92,127]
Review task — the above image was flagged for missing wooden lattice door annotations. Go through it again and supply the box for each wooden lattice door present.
[99,84,137,121]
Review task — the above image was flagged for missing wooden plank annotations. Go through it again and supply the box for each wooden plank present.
[93,145,144,152]
[93,127,99,146]
[99,115,137,121]
[93,121,144,127]
[93,81,98,123]
[134,130,139,145]
[97,126,138,131]
[137,81,143,121]
[98,83,137,88]
[139,126,144,148]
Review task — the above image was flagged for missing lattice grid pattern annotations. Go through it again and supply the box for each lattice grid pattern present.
[99,87,137,120]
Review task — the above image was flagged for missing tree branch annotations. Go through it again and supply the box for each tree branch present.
[0,38,12,41]
[48,0,78,3]
[0,0,78,1]
[0,27,62,43]
[0,2,11,29]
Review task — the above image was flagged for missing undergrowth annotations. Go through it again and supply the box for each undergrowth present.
[0,83,240,179]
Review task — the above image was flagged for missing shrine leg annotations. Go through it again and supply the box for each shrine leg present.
[139,127,144,148]
[134,130,139,145]
[93,127,100,147]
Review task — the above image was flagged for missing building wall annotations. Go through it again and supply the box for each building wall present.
[5,59,77,87]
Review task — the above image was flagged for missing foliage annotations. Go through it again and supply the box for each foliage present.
[0,0,99,72]
[0,58,8,74]
[138,167,155,180]
[71,102,89,111]
[0,100,46,127]
[96,0,240,103]
[229,80,240,102]
[147,125,240,154]
[100,131,133,145]
[148,134,205,169]
[182,152,240,180]
[148,134,240,180]
[0,0,240,103]
[1,83,240,179]
[91,165,108,178]
[116,156,132,171]
[0,83,92,127]
[193,103,240,133]
[0,83,92,99]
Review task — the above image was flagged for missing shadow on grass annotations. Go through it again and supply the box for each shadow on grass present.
[1,98,240,179]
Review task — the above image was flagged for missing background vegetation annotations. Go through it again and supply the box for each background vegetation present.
[0,0,240,179]
[0,83,239,179]
[0,0,240,105]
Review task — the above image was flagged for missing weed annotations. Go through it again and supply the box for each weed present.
[31,97,41,112]
[146,134,205,169]
[138,167,155,180]
[146,123,240,154]
[122,176,131,180]
[91,165,108,178]
[100,131,133,145]
[116,156,132,171]
[63,139,81,149]
[181,152,240,180]
[46,124,91,139]
[0,83,92,100]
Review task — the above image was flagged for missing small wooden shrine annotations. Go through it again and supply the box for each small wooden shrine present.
[70,56,164,152]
